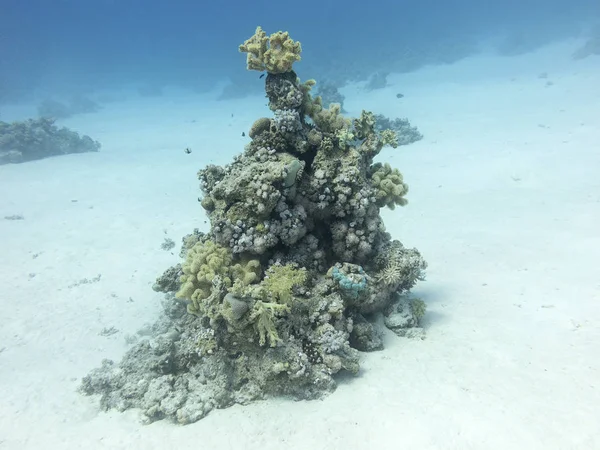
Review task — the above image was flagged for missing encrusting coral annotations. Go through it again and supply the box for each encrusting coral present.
[80,26,427,424]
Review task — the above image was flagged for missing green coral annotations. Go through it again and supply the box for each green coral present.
[300,79,319,115]
[176,240,232,302]
[335,127,355,150]
[308,103,351,135]
[239,26,302,74]
[250,301,290,347]
[262,263,307,304]
[176,240,260,315]
[231,258,261,285]
[303,107,396,152]
[369,162,409,209]
[379,129,399,148]
[319,135,335,152]
[353,110,377,140]
[302,100,359,150]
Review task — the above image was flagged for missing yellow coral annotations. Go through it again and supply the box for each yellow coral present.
[379,129,399,148]
[176,240,261,316]
[310,103,351,134]
[231,258,261,285]
[239,26,302,74]
[369,162,409,209]
[263,31,302,74]
[353,110,377,140]
[176,240,232,302]
[319,136,334,152]
[262,263,307,304]
[239,26,269,71]
[250,301,289,347]
[335,127,355,150]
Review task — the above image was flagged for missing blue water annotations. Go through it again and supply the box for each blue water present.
[1,0,598,102]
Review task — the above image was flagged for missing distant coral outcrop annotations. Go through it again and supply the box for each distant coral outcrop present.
[0,117,100,164]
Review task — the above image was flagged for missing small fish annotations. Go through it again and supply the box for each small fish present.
[241,132,246,137]
[184,147,192,154]
[259,73,265,79]
[396,93,404,99]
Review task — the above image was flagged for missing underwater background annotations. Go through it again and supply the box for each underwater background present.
[1,0,599,101]
[1,0,599,449]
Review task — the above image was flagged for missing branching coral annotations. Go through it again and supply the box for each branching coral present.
[262,263,307,304]
[250,301,290,346]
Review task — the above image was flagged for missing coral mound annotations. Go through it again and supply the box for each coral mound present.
[81,27,427,424]
[0,118,100,164]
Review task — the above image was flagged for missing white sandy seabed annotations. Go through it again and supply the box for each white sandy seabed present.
[0,39,599,450]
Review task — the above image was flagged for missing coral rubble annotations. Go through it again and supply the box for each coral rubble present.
[81,27,427,424]
[0,117,100,164]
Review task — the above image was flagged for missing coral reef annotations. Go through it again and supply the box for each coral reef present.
[37,95,101,119]
[315,80,346,111]
[374,114,423,147]
[0,117,100,164]
[81,27,427,424]
[365,71,389,91]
